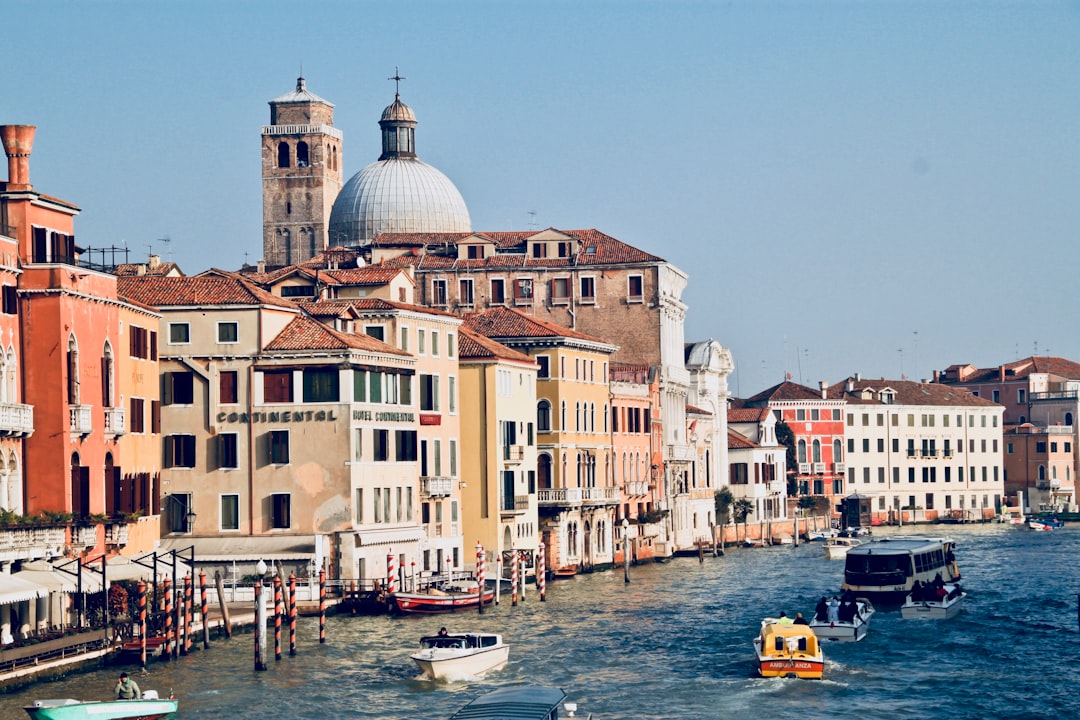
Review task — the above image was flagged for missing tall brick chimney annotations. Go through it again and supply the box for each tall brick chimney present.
[0,125,36,189]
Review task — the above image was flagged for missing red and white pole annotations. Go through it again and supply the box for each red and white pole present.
[538,542,547,601]
[510,547,518,607]
[386,549,396,595]
[476,542,486,615]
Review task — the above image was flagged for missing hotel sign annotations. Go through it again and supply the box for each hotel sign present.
[352,410,415,423]
[217,410,338,424]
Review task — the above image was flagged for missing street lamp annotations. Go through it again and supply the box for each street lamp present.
[256,559,268,577]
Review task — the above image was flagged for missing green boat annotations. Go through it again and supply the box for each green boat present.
[23,696,178,720]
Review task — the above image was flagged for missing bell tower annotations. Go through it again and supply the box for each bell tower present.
[261,77,343,268]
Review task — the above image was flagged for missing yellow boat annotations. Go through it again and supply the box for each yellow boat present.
[752,618,824,679]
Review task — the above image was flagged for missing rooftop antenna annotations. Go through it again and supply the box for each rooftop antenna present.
[913,330,919,381]
[898,348,904,380]
[389,66,406,97]
[527,211,538,230]
[1034,340,1039,357]
[158,235,173,262]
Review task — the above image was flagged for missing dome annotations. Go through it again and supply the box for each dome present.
[328,91,470,245]
[329,158,472,244]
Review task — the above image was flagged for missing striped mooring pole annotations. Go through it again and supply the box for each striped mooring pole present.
[199,571,210,649]
[386,549,396,594]
[163,576,173,660]
[273,574,283,662]
[137,580,147,668]
[318,568,326,644]
[289,573,297,657]
[476,542,486,615]
[538,542,547,601]
[184,574,193,654]
[510,547,518,607]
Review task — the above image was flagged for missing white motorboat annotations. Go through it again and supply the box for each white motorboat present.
[900,584,965,619]
[806,528,838,541]
[410,632,509,680]
[809,597,875,641]
[823,536,866,560]
[449,685,586,719]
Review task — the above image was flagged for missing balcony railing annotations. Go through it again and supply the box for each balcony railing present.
[0,402,33,437]
[104,407,126,436]
[1031,390,1079,402]
[623,481,649,496]
[920,450,939,458]
[421,476,453,497]
[69,405,92,435]
[504,445,525,464]
[833,462,845,474]
[583,486,620,504]
[72,524,97,548]
[812,462,826,474]
[105,522,129,546]
[500,495,531,515]
[798,462,811,474]
[0,526,66,560]
[538,487,582,505]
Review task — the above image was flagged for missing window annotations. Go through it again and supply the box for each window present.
[280,285,316,298]
[165,371,195,405]
[151,400,161,434]
[355,488,363,523]
[217,322,238,344]
[400,326,409,351]
[992,389,1000,403]
[579,276,595,304]
[458,278,474,306]
[220,371,238,404]
[420,374,440,411]
[1018,389,1026,404]
[627,275,643,302]
[165,435,196,468]
[431,279,448,305]
[167,493,193,533]
[220,494,239,531]
[263,370,294,403]
[1,285,17,315]
[353,370,367,402]
[538,400,552,432]
[129,325,149,358]
[432,331,440,357]
[218,433,239,469]
[130,398,145,433]
[551,277,570,304]
[449,376,456,413]
[448,333,456,358]
[168,322,190,344]
[365,325,385,342]
[269,430,290,464]
[536,356,550,379]
[418,329,426,355]
[373,430,389,461]
[490,278,506,304]
[303,368,339,402]
[271,493,291,529]
[514,278,533,304]
[395,430,417,461]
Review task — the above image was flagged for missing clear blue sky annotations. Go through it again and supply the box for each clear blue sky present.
[8,1,1080,397]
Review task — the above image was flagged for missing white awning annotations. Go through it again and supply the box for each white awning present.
[0,574,48,605]
[157,536,318,563]
[354,527,425,547]
[47,560,104,593]
[104,553,192,582]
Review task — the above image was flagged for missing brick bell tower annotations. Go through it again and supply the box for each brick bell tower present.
[261,77,343,268]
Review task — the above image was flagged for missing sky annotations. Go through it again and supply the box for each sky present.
[7,1,1080,397]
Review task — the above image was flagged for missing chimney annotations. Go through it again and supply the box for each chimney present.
[136,265,146,276]
[999,366,1005,382]
[257,260,266,274]
[148,254,161,268]
[1,125,36,188]
[854,372,861,382]
[845,378,854,393]
[819,380,829,399]
[933,370,940,383]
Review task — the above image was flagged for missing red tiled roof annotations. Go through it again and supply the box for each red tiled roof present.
[941,356,1080,384]
[463,306,610,345]
[299,298,459,319]
[728,407,771,423]
[728,430,758,450]
[826,377,999,407]
[744,380,826,404]
[117,276,296,309]
[264,315,408,355]
[323,267,409,285]
[114,262,183,277]
[457,328,536,365]
[686,404,713,415]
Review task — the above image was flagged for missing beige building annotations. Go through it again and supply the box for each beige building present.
[117,275,422,584]
[457,328,539,570]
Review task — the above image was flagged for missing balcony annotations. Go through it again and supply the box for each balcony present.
[0,402,33,437]
[623,481,649,497]
[72,524,98,549]
[500,495,531,516]
[69,404,92,435]
[920,450,939,458]
[537,487,582,506]
[421,476,453,497]
[833,462,845,474]
[504,445,525,464]
[798,462,810,474]
[583,486,621,504]
[104,406,126,436]
[812,462,826,474]
[105,522,129,546]
[1036,478,1062,490]
[0,526,66,563]
[1031,390,1079,402]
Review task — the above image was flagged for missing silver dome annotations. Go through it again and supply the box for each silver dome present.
[328,157,471,244]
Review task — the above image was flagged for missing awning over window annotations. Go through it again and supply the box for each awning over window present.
[0,574,48,605]
[354,527,425,547]
[157,536,318,563]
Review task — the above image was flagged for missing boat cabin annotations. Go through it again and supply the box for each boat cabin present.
[419,633,501,651]
[449,685,570,720]
[843,536,959,595]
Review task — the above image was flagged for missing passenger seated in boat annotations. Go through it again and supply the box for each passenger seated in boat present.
[114,672,141,700]
[437,627,448,637]
[776,612,794,625]
[793,612,809,625]
[911,580,925,602]
[815,597,829,622]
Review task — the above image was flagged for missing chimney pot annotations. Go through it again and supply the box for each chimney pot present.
[0,125,36,188]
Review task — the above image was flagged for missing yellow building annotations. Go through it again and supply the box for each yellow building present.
[465,307,618,575]
[457,328,539,572]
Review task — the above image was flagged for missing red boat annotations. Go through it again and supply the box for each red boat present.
[392,581,495,614]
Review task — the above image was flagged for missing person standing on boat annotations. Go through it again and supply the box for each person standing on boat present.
[827,597,840,623]
[114,672,141,700]
[437,627,449,637]
[815,597,829,622]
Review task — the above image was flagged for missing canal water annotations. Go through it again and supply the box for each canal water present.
[1,524,1076,719]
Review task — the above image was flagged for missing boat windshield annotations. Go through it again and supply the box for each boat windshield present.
[844,552,911,586]
[421,637,469,650]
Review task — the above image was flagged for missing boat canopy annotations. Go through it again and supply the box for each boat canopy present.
[449,685,568,720]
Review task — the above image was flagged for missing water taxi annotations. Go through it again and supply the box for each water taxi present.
[841,536,960,602]
[24,692,177,720]
[392,580,495,614]
[1027,516,1064,531]
[410,632,509,680]
[809,597,875,641]
[823,536,866,560]
[752,618,824,679]
[448,685,589,719]
[900,584,966,620]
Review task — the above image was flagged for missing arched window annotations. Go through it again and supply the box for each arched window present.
[277,141,290,168]
[102,341,114,408]
[561,401,567,430]
[5,452,19,514]
[833,439,843,462]
[603,403,608,433]
[71,451,88,518]
[538,453,552,489]
[297,141,309,167]
[1052,466,1058,479]
[576,452,583,487]
[812,439,822,463]
[537,400,552,432]
[590,403,596,432]
[1067,412,1074,426]
[67,335,80,405]
[797,439,807,463]
[1038,465,1046,481]
[503,525,512,550]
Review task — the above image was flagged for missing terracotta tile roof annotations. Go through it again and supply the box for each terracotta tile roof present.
[728,407,771,423]
[323,267,409,285]
[463,306,611,346]
[686,404,713,415]
[264,315,409,355]
[728,430,758,450]
[826,377,1000,407]
[372,228,664,267]
[299,298,459,318]
[744,380,826,404]
[117,275,297,309]
[941,356,1080,383]
[457,328,537,365]
[114,261,183,277]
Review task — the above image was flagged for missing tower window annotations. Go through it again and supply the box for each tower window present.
[297,141,309,167]
[277,142,290,168]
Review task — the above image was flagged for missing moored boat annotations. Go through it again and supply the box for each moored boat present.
[900,583,965,619]
[823,536,866,560]
[448,685,587,719]
[24,693,177,720]
[392,580,495,614]
[752,618,824,679]
[1027,516,1064,531]
[806,528,838,541]
[410,632,509,680]
[841,536,960,602]
[809,596,875,641]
